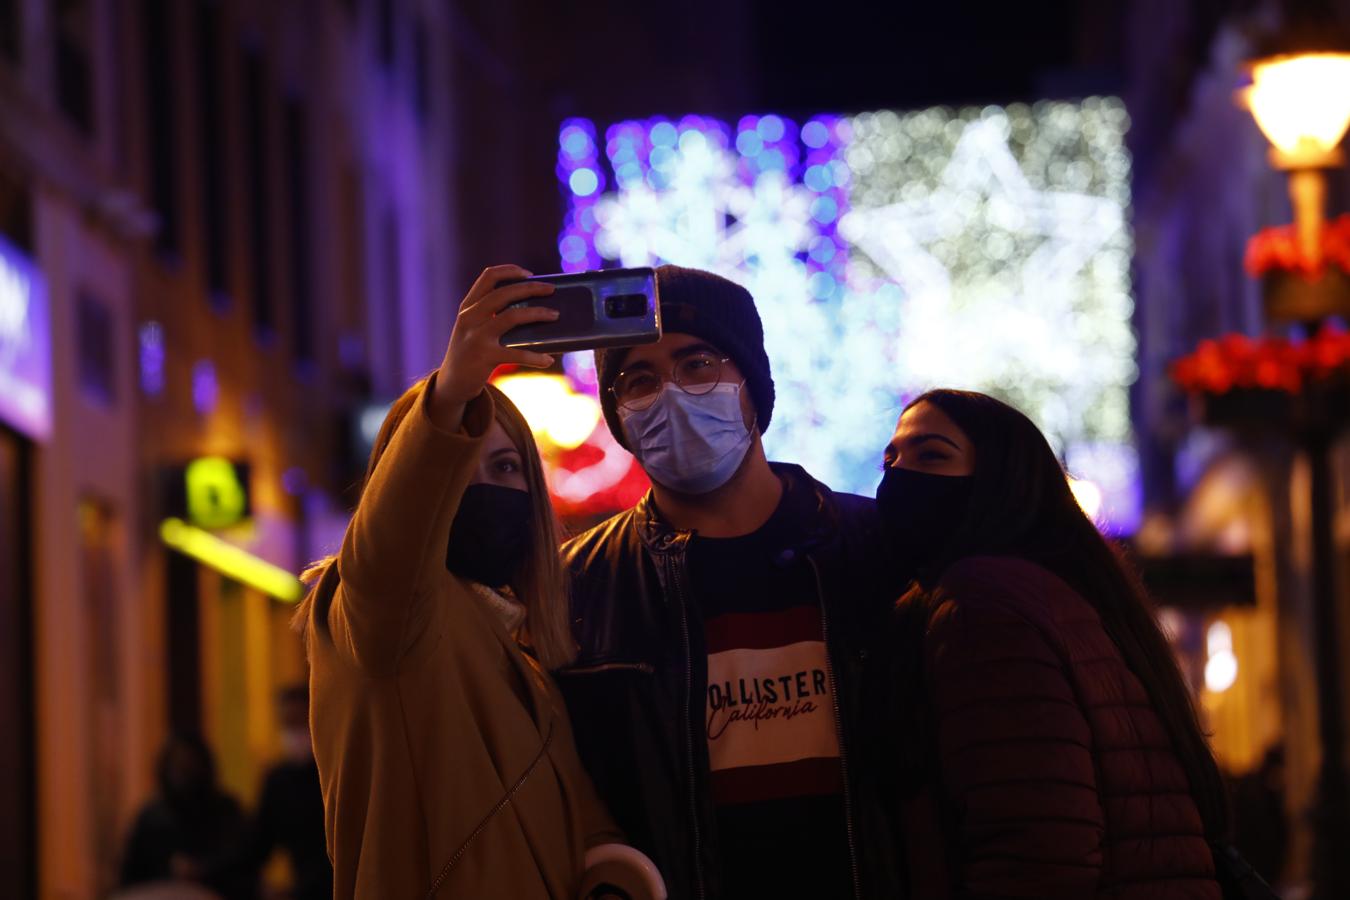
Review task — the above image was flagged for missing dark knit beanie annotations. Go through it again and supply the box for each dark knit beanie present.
[597,265,775,451]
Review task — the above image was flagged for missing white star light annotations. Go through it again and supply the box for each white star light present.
[840,111,1134,452]
[568,101,1139,528]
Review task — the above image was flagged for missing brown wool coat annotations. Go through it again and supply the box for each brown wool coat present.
[302,386,620,899]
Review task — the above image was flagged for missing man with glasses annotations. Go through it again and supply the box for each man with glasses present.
[558,265,902,900]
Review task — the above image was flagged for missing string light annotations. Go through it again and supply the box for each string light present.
[558,100,1139,530]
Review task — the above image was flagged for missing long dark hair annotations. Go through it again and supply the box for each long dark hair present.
[897,388,1229,839]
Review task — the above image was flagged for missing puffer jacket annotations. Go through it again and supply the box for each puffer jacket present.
[901,555,1220,900]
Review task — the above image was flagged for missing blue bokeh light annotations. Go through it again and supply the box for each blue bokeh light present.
[810,195,839,223]
[560,127,591,160]
[736,130,764,157]
[569,168,599,196]
[804,164,833,192]
[559,235,588,262]
[758,149,787,171]
[808,271,837,299]
[649,121,679,147]
[809,236,837,264]
[801,120,830,149]
[757,115,786,142]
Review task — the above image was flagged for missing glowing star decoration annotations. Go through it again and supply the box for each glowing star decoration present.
[560,100,1141,532]
[840,102,1138,527]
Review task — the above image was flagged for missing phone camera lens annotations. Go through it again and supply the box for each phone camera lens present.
[605,294,648,318]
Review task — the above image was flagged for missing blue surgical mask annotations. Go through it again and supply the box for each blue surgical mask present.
[619,383,754,495]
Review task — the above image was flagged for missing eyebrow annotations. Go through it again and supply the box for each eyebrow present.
[910,432,962,451]
[487,447,522,460]
[620,342,722,372]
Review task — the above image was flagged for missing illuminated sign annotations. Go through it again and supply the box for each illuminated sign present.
[160,517,303,603]
[0,235,52,441]
[163,457,252,530]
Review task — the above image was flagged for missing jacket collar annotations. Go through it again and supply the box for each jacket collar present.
[632,462,841,554]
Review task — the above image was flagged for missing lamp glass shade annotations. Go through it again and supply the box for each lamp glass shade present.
[1245,52,1350,163]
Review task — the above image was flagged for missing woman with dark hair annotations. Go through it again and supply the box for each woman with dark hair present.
[877,389,1227,899]
[297,267,663,899]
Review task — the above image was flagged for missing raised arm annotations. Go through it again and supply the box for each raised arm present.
[924,589,1105,899]
[329,265,557,670]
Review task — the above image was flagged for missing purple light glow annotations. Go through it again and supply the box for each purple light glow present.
[557,118,605,272]
[192,360,218,415]
[282,466,308,496]
[0,235,53,441]
[139,321,166,397]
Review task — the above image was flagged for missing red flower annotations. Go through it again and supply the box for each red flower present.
[1171,324,1350,396]
[1246,214,1350,280]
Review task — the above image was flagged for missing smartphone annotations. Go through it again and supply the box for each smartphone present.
[500,267,661,354]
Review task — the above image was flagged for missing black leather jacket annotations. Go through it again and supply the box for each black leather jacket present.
[556,463,905,900]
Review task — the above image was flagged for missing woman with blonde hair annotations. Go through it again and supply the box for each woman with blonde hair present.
[297,266,664,899]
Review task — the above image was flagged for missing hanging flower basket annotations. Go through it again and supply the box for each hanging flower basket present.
[1246,216,1350,323]
[1245,214,1350,280]
[1171,326,1350,433]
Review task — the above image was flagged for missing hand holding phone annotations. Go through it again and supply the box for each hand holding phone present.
[430,266,560,429]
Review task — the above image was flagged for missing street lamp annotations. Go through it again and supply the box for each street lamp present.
[1240,6,1350,898]
[1244,51,1350,271]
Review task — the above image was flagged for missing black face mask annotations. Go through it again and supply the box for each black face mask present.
[445,483,533,588]
[875,467,975,576]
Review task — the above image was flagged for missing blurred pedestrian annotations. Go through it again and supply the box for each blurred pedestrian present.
[876,389,1229,899]
[559,265,902,899]
[118,732,252,900]
[297,266,664,899]
[239,685,331,900]
[1231,745,1289,885]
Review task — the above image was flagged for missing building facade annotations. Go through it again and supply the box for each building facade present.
[0,1,457,897]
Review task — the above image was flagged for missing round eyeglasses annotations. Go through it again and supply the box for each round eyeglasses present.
[611,351,732,411]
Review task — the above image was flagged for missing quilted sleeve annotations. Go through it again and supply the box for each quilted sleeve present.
[924,590,1105,899]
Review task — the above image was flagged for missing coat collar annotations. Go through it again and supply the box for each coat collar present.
[631,462,841,555]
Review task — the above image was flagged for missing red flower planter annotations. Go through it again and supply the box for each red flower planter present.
[1172,326,1350,436]
[1262,269,1350,324]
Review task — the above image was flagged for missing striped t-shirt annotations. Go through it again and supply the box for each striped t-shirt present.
[687,475,852,898]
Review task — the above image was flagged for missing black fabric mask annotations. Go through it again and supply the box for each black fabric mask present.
[875,467,975,575]
[445,483,533,588]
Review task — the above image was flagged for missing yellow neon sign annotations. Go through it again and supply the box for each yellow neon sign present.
[185,457,249,530]
[160,517,303,603]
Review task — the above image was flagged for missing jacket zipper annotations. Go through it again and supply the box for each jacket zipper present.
[810,556,863,900]
[669,554,707,900]
[562,661,656,676]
